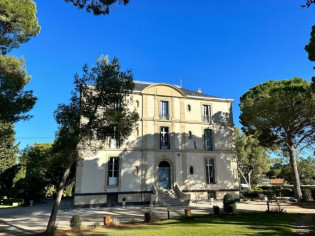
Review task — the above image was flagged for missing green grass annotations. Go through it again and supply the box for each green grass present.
[76,213,297,236]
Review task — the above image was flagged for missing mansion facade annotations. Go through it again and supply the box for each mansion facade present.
[74,81,239,207]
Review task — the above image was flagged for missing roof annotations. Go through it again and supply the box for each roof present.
[133,81,233,101]
[270,179,285,185]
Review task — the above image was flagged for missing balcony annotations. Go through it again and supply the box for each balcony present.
[159,113,169,120]
[202,115,211,123]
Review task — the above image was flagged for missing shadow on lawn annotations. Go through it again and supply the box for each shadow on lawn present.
[150,213,296,235]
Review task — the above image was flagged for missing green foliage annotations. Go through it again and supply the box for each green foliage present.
[64,0,129,15]
[0,55,37,123]
[213,205,220,215]
[45,185,56,198]
[3,198,23,206]
[70,215,81,230]
[0,165,20,197]
[63,181,74,197]
[240,78,315,198]
[302,188,313,202]
[0,0,40,54]
[46,56,139,232]
[268,157,315,185]
[92,221,101,228]
[53,55,139,166]
[235,127,269,188]
[0,122,18,175]
[223,194,236,214]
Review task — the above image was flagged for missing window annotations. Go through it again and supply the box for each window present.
[112,101,121,110]
[187,104,191,111]
[159,101,169,120]
[202,105,211,123]
[190,166,194,175]
[110,127,120,148]
[108,157,119,186]
[160,127,170,149]
[204,129,213,151]
[205,159,215,184]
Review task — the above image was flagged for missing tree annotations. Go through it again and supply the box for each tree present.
[302,0,315,7]
[0,122,18,175]
[297,156,315,185]
[305,26,315,92]
[0,55,37,123]
[268,156,315,185]
[235,127,270,189]
[0,121,18,196]
[64,0,129,15]
[0,0,40,55]
[240,78,315,198]
[18,143,52,201]
[46,55,138,233]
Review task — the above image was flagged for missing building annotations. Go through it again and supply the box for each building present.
[74,81,239,207]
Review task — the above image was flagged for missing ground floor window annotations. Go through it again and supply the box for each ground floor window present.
[205,158,215,184]
[108,157,119,186]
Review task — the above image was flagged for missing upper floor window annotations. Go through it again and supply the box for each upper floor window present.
[112,101,121,110]
[160,127,170,149]
[202,105,211,123]
[108,157,119,186]
[159,101,169,120]
[187,104,191,111]
[204,129,213,151]
[205,158,215,184]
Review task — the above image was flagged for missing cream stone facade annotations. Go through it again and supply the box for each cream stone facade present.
[74,81,239,207]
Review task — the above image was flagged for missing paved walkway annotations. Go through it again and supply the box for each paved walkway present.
[0,200,314,235]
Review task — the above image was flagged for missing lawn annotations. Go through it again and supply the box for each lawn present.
[74,213,297,236]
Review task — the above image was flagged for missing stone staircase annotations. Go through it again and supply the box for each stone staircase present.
[155,189,190,207]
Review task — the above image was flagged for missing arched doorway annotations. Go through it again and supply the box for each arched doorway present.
[158,161,171,189]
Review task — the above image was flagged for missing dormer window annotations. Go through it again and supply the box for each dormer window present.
[159,101,169,120]
[202,105,211,123]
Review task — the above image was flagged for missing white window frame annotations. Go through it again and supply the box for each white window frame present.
[205,158,215,184]
[108,157,119,186]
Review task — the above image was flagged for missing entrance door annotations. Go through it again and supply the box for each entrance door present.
[158,161,171,189]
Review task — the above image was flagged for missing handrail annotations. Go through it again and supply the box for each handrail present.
[174,184,191,201]
[150,184,159,206]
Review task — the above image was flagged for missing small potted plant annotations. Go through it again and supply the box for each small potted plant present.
[122,197,126,208]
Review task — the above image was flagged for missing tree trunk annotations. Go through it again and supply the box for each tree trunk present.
[46,164,71,234]
[288,146,302,199]
[248,170,252,190]
[237,166,250,187]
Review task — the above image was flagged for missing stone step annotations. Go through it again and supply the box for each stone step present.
[156,189,190,207]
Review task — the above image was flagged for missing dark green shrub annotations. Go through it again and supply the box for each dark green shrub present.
[223,194,236,214]
[213,205,220,215]
[3,198,24,206]
[302,188,313,202]
[70,215,81,230]
[281,188,293,197]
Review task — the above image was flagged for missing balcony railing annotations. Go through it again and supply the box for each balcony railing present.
[159,113,169,120]
[202,115,211,123]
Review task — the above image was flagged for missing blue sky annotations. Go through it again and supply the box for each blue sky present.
[12,0,315,149]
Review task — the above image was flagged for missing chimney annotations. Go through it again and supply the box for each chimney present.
[197,88,202,93]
